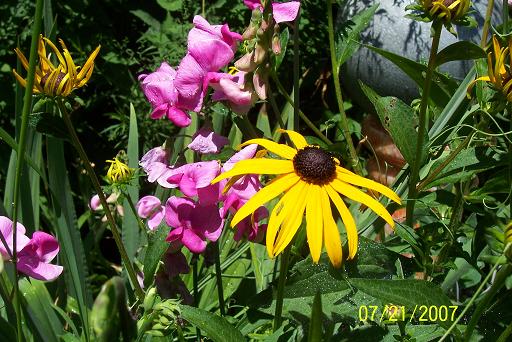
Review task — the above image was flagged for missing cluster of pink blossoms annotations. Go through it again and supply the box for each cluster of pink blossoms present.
[0,216,62,281]
[136,143,267,254]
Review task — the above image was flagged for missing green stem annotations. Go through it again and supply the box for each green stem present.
[439,243,512,341]
[11,0,44,340]
[463,263,512,340]
[213,242,226,316]
[497,318,512,342]
[481,0,495,47]
[503,0,509,34]
[292,8,300,131]
[327,0,363,175]
[124,193,147,233]
[406,21,442,227]
[57,100,144,301]
[273,245,291,332]
[268,87,287,130]
[270,72,332,144]
[416,133,473,191]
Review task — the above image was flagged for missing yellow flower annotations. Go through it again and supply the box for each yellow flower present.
[421,0,470,21]
[106,158,132,184]
[212,130,401,267]
[468,36,512,102]
[13,35,100,97]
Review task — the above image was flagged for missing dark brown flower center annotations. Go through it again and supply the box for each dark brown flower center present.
[293,146,336,185]
[40,71,67,92]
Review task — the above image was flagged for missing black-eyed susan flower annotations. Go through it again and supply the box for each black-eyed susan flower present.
[468,36,512,102]
[211,130,401,267]
[13,35,100,97]
[106,157,133,184]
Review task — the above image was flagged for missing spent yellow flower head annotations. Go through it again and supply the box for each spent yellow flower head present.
[422,0,471,22]
[106,157,132,184]
[468,36,512,102]
[13,35,100,97]
[212,130,401,267]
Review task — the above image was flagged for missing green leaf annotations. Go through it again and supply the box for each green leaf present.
[47,137,92,338]
[422,146,505,189]
[435,41,486,67]
[336,4,378,66]
[156,0,181,11]
[122,103,140,261]
[0,315,15,341]
[179,305,244,342]
[143,224,171,288]
[19,279,63,342]
[365,44,457,108]
[29,112,68,140]
[130,10,160,30]
[349,278,458,332]
[359,82,428,166]
[307,292,323,342]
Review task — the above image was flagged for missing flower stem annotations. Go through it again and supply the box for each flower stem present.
[57,100,144,301]
[270,71,332,144]
[213,242,226,316]
[463,263,512,340]
[481,0,495,47]
[406,20,442,227]
[11,0,44,340]
[192,256,201,342]
[327,0,363,176]
[292,8,300,131]
[439,243,512,341]
[273,245,291,332]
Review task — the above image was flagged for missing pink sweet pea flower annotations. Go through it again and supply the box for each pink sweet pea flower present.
[188,125,229,154]
[174,16,242,112]
[140,146,169,183]
[0,216,30,259]
[208,71,256,115]
[158,161,222,205]
[165,196,224,253]
[139,62,192,127]
[17,232,63,281]
[244,0,301,23]
[136,196,166,230]
[89,194,101,211]
[218,145,268,242]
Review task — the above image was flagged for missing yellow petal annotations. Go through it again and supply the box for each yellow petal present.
[273,181,310,256]
[231,173,299,228]
[62,49,77,80]
[14,48,29,71]
[321,188,343,267]
[280,129,308,149]
[43,37,66,71]
[12,70,27,88]
[337,172,401,204]
[211,159,294,184]
[331,179,395,228]
[266,181,304,257]
[56,73,70,96]
[77,45,101,81]
[305,185,323,263]
[240,139,297,160]
[325,185,358,259]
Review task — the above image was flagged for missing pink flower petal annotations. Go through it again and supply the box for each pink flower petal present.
[17,260,63,281]
[167,107,192,127]
[0,216,30,260]
[223,144,258,171]
[272,2,301,23]
[188,126,229,154]
[89,194,102,211]
[181,229,207,253]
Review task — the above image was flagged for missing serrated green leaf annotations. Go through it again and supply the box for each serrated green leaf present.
[349,278,458,332]
[422,146,504,189]
[336,4,378,66]
[435,41,486,67]
[359,82,428,166]
[365,45,457,108]
[156,0,181,11]
[179,305,244,342]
